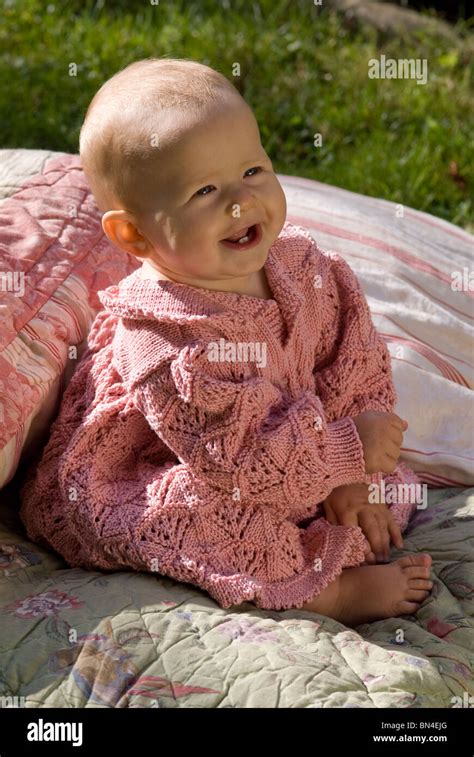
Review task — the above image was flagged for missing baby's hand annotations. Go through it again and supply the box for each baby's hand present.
[323,483,404,562]
[352,411,408,474]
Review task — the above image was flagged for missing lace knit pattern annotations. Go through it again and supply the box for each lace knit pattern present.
[20,222,421,610]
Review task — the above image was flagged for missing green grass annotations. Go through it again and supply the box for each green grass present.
[1,0,472,228]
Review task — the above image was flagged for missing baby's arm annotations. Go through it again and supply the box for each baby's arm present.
[312,251,402,485]
[314,252,396,415]
[312,251,420,536]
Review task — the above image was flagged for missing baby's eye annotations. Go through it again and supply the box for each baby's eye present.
[194,167,263,197]
[195,184,215,197]
[244,166,263,177]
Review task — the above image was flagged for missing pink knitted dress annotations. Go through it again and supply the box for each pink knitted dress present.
[20,222,420,610]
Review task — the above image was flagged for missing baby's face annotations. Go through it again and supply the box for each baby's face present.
[120,97,287,288]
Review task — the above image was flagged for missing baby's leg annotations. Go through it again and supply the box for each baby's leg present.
[301,553,433,626]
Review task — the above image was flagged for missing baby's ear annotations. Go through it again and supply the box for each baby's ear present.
[101,212,149,257]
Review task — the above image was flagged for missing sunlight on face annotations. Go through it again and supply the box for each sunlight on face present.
[135,96,287,289]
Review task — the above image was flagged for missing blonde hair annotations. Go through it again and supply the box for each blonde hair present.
[79,57,243,216]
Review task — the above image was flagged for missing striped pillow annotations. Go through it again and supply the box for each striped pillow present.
[0,150,139,488]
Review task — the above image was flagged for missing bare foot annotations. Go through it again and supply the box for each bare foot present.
[301,554,433,626]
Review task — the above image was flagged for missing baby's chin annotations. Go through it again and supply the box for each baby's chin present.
[139,261,171,281]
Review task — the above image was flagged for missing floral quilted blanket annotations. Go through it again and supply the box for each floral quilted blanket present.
[0,481,472,708]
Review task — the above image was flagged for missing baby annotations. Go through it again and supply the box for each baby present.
[20,57,432,626]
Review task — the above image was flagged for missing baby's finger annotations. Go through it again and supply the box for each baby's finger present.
[386,510,404,549]
[386,438,402,460]
[381,453,398,474]
[337,509,360,529]
[363,541,376,564]
[323,502,338,525]
[389,426,403,446]
[374,512,391,561]
[390,414,408,432]
[358,510,383,557]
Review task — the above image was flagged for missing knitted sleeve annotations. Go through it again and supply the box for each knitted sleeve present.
[313,252,398,486]
[314,253,395,411]
[133,344,369,515]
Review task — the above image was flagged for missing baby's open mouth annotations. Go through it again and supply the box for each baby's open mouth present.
[220,224,261,250]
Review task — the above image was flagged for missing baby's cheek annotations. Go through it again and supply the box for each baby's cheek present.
[274,184,287,222]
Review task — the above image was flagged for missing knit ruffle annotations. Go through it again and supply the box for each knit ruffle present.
[201,517,369,611]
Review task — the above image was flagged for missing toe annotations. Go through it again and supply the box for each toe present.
[408,579,433,591]
[420,553,432,567]
[407,589,431,602]
[405,566,431,580]
[398,553,432,570]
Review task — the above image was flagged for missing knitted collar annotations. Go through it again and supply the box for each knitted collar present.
[98,221,309,333]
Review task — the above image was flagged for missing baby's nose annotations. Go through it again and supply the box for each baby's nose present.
[227,190,254,215]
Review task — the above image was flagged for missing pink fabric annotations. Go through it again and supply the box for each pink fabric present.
[20,222,420,610]
[0,152,139,488]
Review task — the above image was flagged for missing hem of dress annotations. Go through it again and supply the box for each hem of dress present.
[203,519,368,612]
